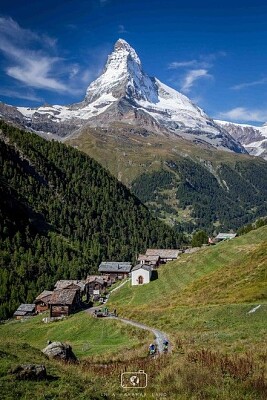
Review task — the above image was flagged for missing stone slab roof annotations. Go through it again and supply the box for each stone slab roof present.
[215,233,237,240]
[49,289,78,305]
[132,264,152,272]
[34,290,53,302]
[145,249,180,259]
[87,277,105,285]
[14,304,35,316]
[54,280,85,291]
[86,275,110,283]
[137,254,160,262]
[98,262,132,273]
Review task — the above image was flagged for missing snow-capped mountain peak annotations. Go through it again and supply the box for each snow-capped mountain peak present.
[0,39,246,154]
[85,38,158,104]
[113,38,141,65]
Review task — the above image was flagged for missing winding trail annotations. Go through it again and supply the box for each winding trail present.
[108,316,170,354]
[85,279,170,354]
[108,278,130,294]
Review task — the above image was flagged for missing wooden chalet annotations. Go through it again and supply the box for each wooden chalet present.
[54,280,87,301]
[48,288,81,318]
[145,249,181,264]
[86,275,110,300]
[34,290,53,313]
[98,262,132,279]
[137,254,160,269]
[13,304,36,319]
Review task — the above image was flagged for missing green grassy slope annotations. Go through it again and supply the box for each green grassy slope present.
[0,312,149,359]
[0,312,154,400]
[110,225,267,314]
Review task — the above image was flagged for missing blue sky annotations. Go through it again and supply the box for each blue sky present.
[0,0,267,125]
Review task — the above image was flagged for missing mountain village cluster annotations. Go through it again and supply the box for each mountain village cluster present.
[13,233,236,320]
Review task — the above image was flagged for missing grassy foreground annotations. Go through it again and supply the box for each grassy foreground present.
[0,227,266,399]
[0,312,147,358]
[0,312,154,399]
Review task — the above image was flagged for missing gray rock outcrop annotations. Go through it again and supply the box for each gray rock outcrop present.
[10,364,47,380]
[42,341,77,362]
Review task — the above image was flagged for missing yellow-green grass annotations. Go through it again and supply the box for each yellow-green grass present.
[108,226,267,358]
[0,311,149,359]
[104,226,267,399]
[0,304,266,396]
[0,339,133,400]
[0,312,155,399]
[0,337,266,400]
[109,226,267,314]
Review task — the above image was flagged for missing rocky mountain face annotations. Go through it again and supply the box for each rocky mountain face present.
[0,39,246,154]
[216,120,267,160]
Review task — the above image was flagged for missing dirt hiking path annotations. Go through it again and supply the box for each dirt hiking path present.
[108,316,170,354]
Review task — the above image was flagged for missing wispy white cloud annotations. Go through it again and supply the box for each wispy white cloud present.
[202,51,227,62]
[219,107,267,123]
[68,64,80,79]
[6,57,69,91]
[231,78,267,90]
[168,60,209,69]
[118,24,127,34]
[0,17,96,97]
[79,68,98,84]
[0,17,56,50]
[169,51,225,93]
[181,69,212,93]
[168,51,226,70]
[0,17,70,92]
[0,88,44,102]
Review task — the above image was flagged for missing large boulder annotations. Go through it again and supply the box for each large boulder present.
[10,364,47,380]
[42,341,77,362]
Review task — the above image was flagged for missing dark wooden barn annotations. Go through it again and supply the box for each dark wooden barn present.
[48,288,81,318]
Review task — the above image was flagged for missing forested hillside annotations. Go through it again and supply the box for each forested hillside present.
[68,126,267,233]
[0,121,184,319]
[132,157,267,232]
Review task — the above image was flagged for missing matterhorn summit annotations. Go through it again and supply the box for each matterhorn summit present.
[85,39,158,104]
[0,39,246,153]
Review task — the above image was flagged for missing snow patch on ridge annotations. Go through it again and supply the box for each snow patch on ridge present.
[215,119,267,159]
[18,93,117,121]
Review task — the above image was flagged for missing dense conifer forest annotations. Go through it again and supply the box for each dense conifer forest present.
[132,157,267,232]
[0,121,185,319]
